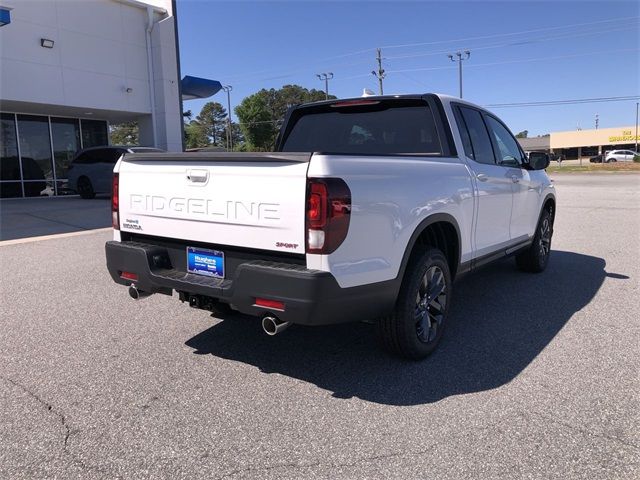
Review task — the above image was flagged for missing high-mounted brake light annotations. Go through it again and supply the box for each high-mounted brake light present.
[306,178,351,254]
[111,173,119,230]
[331,100,380,108]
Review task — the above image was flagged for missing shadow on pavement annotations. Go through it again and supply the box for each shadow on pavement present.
[0,197,111,241]
[186,251,612,405]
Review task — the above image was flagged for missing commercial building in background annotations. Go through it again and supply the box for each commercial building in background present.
[519,125,639,159]
[0,0,220,198]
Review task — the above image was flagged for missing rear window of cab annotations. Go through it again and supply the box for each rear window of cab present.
[280,99,443,156]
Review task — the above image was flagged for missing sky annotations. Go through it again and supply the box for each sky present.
[176,0,640,136]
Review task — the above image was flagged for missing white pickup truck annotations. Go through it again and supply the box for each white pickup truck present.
[106,94,555,359]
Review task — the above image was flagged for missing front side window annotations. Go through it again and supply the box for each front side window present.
[484,115,523,167]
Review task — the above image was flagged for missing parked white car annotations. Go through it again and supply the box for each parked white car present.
[68,146,164,199]
[605,149,638,162]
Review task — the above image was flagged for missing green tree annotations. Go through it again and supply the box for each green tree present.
[235,85,335,151]
[184,121,210,149]
[109,121,138,145]
[195,102,228,146]
[515,130,529,138]
[235,94,275,151]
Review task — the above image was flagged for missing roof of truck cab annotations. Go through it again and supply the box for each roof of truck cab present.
[294,93,485,111]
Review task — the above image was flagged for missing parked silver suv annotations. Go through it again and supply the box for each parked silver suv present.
[605,149,638,163]
[68,146,164,199]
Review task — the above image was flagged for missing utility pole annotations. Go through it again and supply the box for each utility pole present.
[595,113,599,130]
[221,85,233,151]
[447,51,471,98]
[316,72,334,100]
[371,48,385,95]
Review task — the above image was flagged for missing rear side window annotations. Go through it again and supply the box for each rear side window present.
[72,152,89,164]
[453,107,474,159]
[457,106,496,165]
[82,149,104,164]
[281,100,443,155]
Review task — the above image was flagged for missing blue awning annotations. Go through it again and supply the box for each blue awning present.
[181,76,222,101]
[0,7,11,27]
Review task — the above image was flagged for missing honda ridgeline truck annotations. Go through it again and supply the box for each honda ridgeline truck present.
[106,94,555,359]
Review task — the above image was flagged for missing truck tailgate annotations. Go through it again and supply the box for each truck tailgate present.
[116,152,310,255]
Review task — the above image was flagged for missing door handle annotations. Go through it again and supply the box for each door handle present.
[476,173,488,182]
[511,175,520,183]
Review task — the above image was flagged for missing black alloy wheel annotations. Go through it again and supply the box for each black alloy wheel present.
[516,208,553,273]
[376,247,452,360]
[415,265,447,344]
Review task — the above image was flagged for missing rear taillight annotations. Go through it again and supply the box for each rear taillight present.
[255,298,285,311]
[112,173,119,230]
[120,271,138,281]
[306,178,351,254]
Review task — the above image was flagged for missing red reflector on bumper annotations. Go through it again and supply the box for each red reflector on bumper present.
[255,298,285,311]
[120,271,138,281]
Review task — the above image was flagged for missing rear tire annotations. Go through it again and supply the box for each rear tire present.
[77,177,95,199]
[516,208,553,273]
[376,248,451,360]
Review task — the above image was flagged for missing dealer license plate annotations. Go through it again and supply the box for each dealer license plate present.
[186,247,225,278]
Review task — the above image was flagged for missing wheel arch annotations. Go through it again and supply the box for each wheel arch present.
[541,193,556,225]
[398,213,462,283]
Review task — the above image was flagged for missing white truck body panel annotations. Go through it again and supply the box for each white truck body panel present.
[306,154,475,288]
[115,158,309,254]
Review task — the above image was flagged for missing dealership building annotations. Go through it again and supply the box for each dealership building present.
[518,125,639,159]
[0,0,219,198]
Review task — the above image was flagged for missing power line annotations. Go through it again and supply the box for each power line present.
[385,23,639,61]
[380,15,639,49]
[233,22,638,87]
[485,96,640,108]
[384,48,640,75]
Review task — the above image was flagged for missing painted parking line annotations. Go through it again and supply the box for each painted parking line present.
[0,228,112,247]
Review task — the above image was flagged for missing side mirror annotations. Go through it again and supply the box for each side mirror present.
[527,151,550,170]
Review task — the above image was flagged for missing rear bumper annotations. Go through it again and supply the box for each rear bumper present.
[105,240,397,325]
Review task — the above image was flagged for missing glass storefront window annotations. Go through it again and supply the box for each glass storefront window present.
[17,115,54,197]
[0,113,23,198]
[51,118,80,193]
[81,119,108,148]
[0,113,110,197]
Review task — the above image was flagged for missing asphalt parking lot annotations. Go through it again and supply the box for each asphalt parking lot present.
[1,174,638,479]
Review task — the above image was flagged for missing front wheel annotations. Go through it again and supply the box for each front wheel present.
[516,208,553,273]
[376,248,451,360]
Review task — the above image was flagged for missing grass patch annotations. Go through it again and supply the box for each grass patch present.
[546,162,640,173]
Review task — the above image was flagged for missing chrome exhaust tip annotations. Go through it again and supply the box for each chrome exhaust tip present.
[262,315,291,336]
[128,284,151,300]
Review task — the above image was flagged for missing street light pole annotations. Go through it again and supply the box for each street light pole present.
[316,73,334,100]
[221,85,233,151]
[447,51,471,98]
